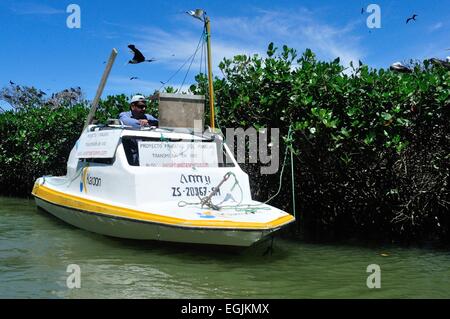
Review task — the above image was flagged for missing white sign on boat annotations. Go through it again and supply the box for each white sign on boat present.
[138,141,218,168]
[76,130,122,158]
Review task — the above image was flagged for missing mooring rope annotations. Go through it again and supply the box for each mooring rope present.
[177,125,295,213]
[178,171,243,210]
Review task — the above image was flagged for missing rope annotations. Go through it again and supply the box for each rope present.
[177,126,296,213]
[178,171,243,210]
[158,28,205,92]
[41,162,86,188]
[41,175,68,186]
[179,28,206,92]
[199,27,205,76]
[261,125,294,205]
[160,133,169,142]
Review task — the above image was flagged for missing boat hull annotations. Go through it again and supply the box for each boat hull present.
[35,197,280,247]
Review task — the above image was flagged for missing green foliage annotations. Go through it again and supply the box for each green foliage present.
[0,92,157,196]
[1,44,448,244]
[0,103,88,195]
[192,44,450,243]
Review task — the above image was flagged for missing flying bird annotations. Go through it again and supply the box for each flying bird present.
[9,80,15,85]
[361,7,364,14]
[127,44,156,64]
[130,77,139,80]
[406,14,418,24]
[390,62,412,73]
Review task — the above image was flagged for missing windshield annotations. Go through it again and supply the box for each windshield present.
[121,136,235,168]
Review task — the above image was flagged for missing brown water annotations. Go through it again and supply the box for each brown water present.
[0,196,449,298]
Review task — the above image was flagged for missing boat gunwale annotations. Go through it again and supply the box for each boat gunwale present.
[32,183,295,231]
[34,196,283,233]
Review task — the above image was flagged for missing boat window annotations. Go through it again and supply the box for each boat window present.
[83,158,114,165]
[121,136,235,167]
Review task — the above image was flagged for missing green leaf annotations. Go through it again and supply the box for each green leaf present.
[267,42,276,57]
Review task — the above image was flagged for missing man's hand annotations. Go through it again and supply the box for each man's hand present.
[138,119,149,126]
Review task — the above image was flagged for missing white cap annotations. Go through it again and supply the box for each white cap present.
[130,95,146,103]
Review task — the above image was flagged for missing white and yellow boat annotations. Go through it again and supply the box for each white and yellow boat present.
[32,16,295,247]
[32,125,295,247]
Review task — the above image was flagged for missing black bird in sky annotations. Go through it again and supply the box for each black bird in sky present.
[127,44,156,64]
[406,14,418,24]
[9,80,15,85]
[361,7,364,14]
[130,77,139,80]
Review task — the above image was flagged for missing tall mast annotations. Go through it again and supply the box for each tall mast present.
[187,9,215,129]
[205,16,215,129]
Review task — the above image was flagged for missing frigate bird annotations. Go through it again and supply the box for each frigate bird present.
[390,62,412,73]
[406,14,418,24]
[429,58,450,69]
[127,44,156,64]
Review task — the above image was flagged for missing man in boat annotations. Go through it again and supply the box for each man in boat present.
[119,95,159,128]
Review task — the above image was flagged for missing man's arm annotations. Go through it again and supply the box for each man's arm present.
[119,112,140,128]
[146,114,159,126]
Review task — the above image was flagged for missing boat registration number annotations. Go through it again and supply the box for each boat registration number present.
[172,187,221,197]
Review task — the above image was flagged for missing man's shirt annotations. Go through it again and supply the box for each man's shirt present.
[119,111,159,128]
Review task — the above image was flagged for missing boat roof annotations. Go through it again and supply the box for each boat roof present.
[88,124,222,142]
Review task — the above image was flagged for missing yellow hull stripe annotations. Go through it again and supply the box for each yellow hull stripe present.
[32,183,295,230]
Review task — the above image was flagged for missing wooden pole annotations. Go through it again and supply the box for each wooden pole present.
[83,48,118,130]
[290,146,296,219]
[205,17,215,130]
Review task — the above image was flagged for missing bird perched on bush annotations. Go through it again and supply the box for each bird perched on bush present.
[390,62,412,73]
[428,58,450,70]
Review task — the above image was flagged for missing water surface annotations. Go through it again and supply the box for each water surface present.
[0,197,449,298]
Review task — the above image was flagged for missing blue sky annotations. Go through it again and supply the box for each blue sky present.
[1,0,449,110]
